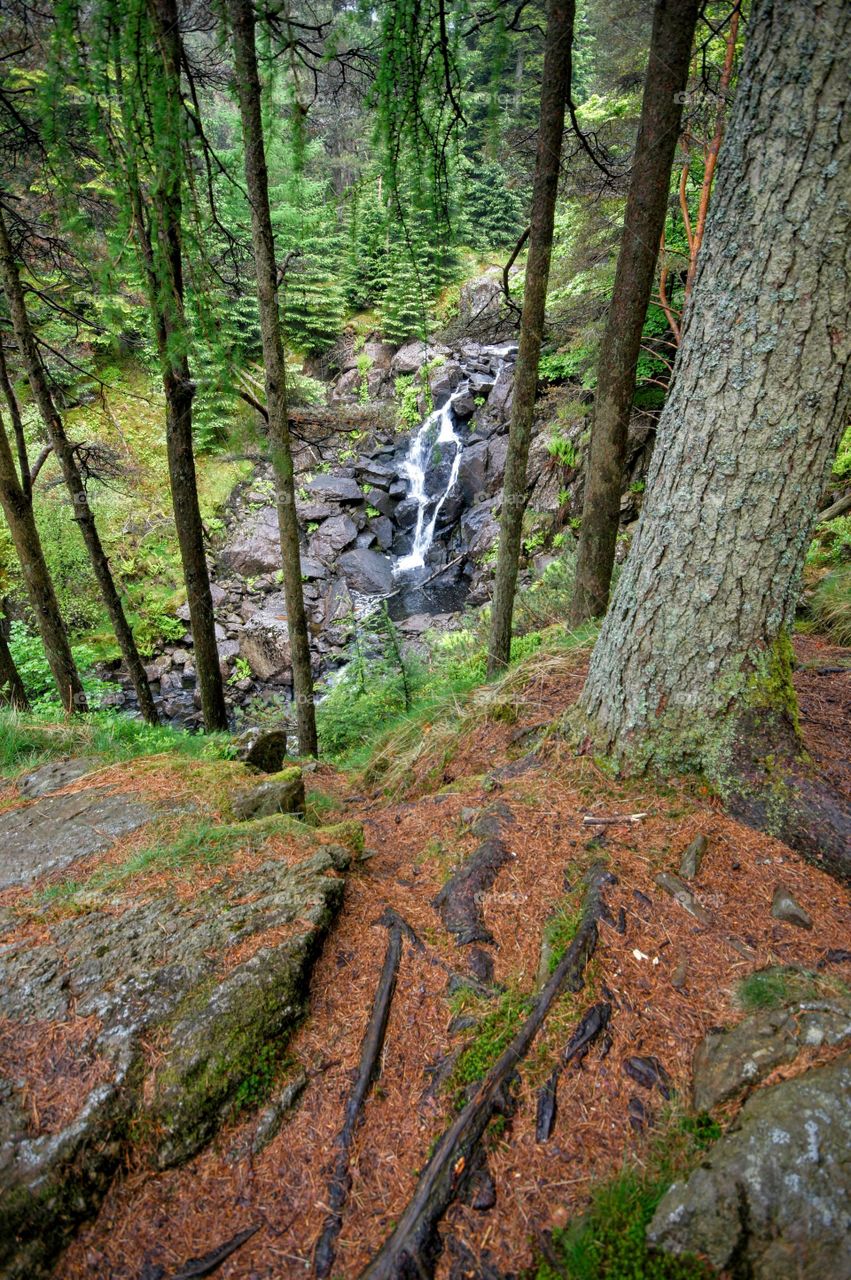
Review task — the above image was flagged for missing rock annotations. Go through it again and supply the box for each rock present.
[457,441,489,503]
[0,799,351,1277]
[771,884,813,929]
[308,513,358,561]
[391,339,432,375]
[647,1053,851,1279]
[363,339,395,371]
[17,758,99,798]
[0,788,158,891]
[232,768,305,821]
[330,366,362,401]
[478,360,514,426]
[218,507,280,576]
[296,497,336,522]
[338,548,394,594]
[458,276,503,323]
[654,871,714,926]
[300,555,328,581]
[623,1055,673,1098]
[365,487,397,519]
[239,598,291,681]
[371,514,395,550]
[691,992,851,1111]
[304,474,363,504]
[679,834,708,879]
[233,726,289,772]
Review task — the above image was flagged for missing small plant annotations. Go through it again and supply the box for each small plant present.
[228,656,252,685]
[810,564,851,644]
[365,505,380,519]
[395,375,421,431]
[546,431,578,468]
[630,479,646,494]
[356,352,372,404]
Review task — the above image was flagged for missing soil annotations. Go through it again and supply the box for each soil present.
[52,636,851,1279]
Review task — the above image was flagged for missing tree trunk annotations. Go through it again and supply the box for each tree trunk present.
[144,0,228,733]
[487,0,575,675]
[228,0,318,756]
[0,602,29,711]
[569,0,699,625]
[0,411,85,713]
[0,209,159,724]
[578,0,851,880]
[0,339,32,502]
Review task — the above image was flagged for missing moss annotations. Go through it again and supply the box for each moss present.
[315,818,364,855]
[447,988,532,1106]
[736,965,849,1011]
[536,1114,718,1280]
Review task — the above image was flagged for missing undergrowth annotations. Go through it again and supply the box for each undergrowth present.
[736,965,849,1011]
[0,708,233,779]
[537,1115,720,1280]
[447,986,532,1105]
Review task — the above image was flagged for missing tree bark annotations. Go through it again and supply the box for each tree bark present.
[569,0,699,625]
[0,409,85,713]
[578,0,851,880]
[0,209,158,724]
[143,0,228,732]
[228,0,317,755]
[0,602,29,710]
[0,339,31,501]
[486,0,575,675]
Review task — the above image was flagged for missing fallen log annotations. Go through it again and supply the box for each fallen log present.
[314,920,403,1278]
[359,863,613,1280]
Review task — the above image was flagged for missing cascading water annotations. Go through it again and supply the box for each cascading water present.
[395,393,465,573]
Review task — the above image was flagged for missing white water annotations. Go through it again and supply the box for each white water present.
[394,392,466,573]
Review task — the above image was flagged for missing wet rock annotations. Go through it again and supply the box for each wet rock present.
[771,884,813,929]
[17,758,99,798]
[338,548,394,595]
[679,834,708,879]
[365,487,397,519]
[232,769,305,821]
[457,440,489,502]
[691,993,851,1111]
[648,1053,851,1279]
[233,726,289,772]
[0,787,158,891]
[371,514,395,550]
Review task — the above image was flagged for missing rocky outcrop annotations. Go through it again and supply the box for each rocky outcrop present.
[0,768,355,1279]
[647,1053,851,1280]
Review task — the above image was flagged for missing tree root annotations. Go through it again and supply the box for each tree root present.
[536,1001,611,1142]
[314,919,403,1278]
[169,1225,260,1279]
[359,863,614,1280]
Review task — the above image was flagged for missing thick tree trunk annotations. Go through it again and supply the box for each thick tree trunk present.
[0,210,158,724]
[228,0,318,756]
[578,0,851,879]
[145,0,228,733]
[569,0,699,625]
[486,0,575,675]
[0,412,85,713]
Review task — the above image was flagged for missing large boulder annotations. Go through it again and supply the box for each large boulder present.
[232,767,305,820]
[647,1053,851,1279]
[338,547,395,594]
[304,474,363,504]
[218,507,280,576]
[232,725,289,772]
[308,513,358,562]
[239,596,291,680]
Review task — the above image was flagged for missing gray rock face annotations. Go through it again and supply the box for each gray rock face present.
[17,758,99,798]
[338,547,394,594]
[692,997,851,1111]
[0,793,351,1278]
[648,1053,851,1280]
[0,789,157,891]
[308,513,358,561]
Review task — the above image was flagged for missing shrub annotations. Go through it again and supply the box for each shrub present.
[810,565,851,645]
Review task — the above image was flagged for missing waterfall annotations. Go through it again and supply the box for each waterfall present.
[394,391,465,573]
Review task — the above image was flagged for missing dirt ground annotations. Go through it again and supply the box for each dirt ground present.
[55,635,851,1280]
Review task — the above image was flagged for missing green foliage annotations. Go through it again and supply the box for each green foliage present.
[546,430,578,468]
[736,966,849,1012]
[810,565,851,645]
[0,704,233,779]
[448,987,531,1102]
[807,516,851,570]
[395,374,424,430]
[7,621,110,711]
[832,425,851,480]
[537,1120,716,1280]
[460,158,526,250]
[542,901,583,974]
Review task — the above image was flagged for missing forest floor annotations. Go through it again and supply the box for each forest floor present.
[48,633,851,1279]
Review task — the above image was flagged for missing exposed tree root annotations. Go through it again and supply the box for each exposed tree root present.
[433,802,516,945]
[359,863,614,1280]
[536,1001,611,1142]
[168,1224,260,1279]
[314,919,403,1278]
